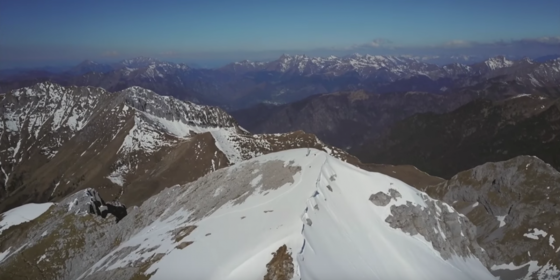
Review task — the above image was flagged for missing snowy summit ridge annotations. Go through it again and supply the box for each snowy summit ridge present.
[0,149,495,279]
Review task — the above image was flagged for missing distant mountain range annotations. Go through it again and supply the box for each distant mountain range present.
[232,81,560,149]
[2,54,560,110]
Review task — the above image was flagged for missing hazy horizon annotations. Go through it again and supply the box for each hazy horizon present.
[1,0,559,69]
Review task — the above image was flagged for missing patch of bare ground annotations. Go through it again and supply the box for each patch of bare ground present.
[169,225,197,243]
[175,241,193,250]
[263,245,294,280]
[129,253,164,280]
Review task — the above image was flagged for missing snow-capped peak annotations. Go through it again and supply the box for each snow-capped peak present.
[484,56,514,70]
[118,56,164,69]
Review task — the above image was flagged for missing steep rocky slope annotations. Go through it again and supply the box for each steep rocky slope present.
[357,94,560,178]
[0,149,495,280]
[0,83,349,212]
[422,156,560,280]
[232,83,559,150]
[231,90,467,149]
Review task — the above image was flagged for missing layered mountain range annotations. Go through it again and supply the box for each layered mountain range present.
[2,55,559,110]
[232,81,560,150]
[0,82,559,279]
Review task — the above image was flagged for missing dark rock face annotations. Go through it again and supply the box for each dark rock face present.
[357,95,560,178]
[85,189,127,223]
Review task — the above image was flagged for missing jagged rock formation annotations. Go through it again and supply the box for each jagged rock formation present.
[422,156,560,279]
[385,194,489,265]
[80,189,127,223]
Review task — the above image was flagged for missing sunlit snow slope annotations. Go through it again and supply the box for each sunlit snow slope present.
[77,148,494,280]
[0,203,53,235]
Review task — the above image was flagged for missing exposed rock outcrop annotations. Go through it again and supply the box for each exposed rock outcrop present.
[423,156,560,279]
[264,245,294,280]
[385,195,489,266]
[77,188,128,223]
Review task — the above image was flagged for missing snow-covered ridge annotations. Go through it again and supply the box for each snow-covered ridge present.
[112,57,189,79]
[88,149,492,279]
[121,86,236,129]
[219,53,482,81]
[260,53,439,77]
[115,86,239,158]
[0,149,495,279]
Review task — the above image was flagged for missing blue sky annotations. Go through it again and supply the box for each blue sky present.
[1,0,559,68]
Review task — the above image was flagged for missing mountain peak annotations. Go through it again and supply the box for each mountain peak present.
[68,59,112,75]
[119,56,162,68]
[484,55,514,70]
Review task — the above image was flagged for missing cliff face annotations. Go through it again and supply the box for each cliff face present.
[424,156,560,279]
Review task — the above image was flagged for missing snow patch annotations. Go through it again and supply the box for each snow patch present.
[496,215,507,227]
[0,203,53,235]
[523,228,547,240]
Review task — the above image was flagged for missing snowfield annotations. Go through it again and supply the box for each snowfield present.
[0,203,53,263]
[78,148,494,280]
[0,203,53,235]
